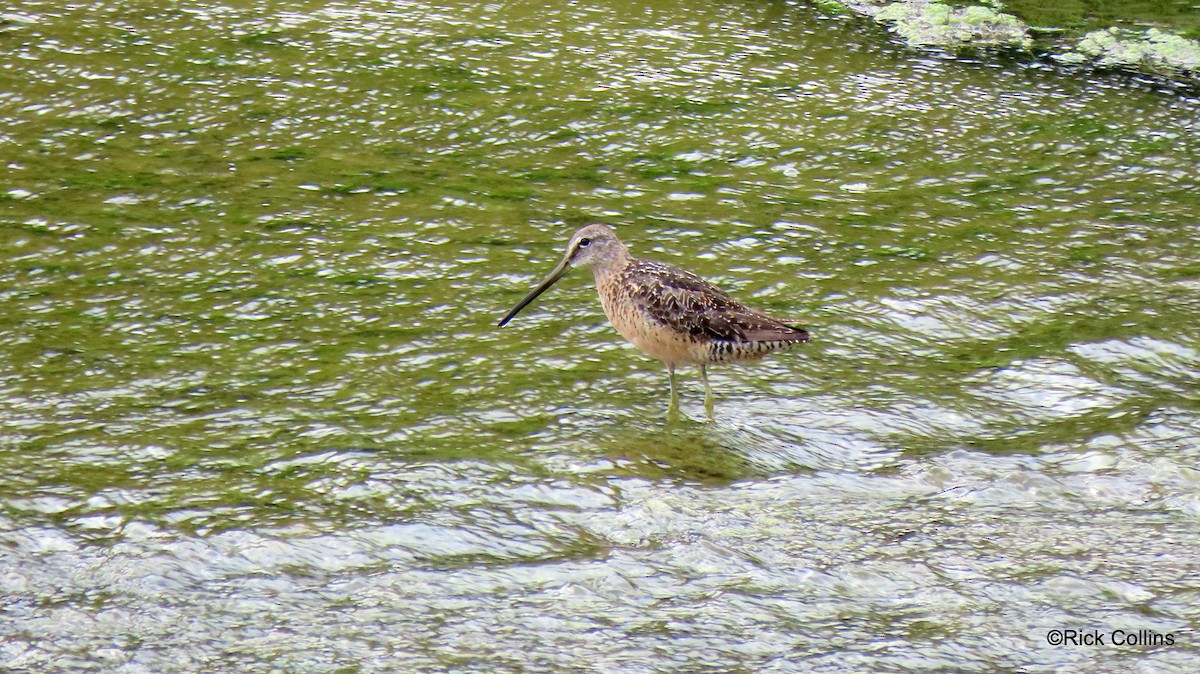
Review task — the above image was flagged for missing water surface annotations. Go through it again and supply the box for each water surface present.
[2,0,1199,671]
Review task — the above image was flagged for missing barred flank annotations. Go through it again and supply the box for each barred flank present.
[706,339,801,363]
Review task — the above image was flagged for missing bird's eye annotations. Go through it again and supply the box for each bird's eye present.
[578,238,592,248]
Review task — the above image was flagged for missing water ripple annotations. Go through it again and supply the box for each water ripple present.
[2,0,1199,670]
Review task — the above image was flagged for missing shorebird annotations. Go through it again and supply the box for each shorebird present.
[498,224,809,415]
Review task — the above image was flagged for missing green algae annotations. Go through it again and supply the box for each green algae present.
[841,0,1200,87]
[1066,26,1200,74]
[873,1,1032,50]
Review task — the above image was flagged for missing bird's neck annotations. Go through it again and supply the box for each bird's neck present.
[590,250,633,284]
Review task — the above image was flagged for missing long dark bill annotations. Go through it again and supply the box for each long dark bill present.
[497,256,571,327]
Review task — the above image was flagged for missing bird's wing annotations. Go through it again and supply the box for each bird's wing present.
[625,261,809,344]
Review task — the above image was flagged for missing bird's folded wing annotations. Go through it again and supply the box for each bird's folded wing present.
[626,263,809,344]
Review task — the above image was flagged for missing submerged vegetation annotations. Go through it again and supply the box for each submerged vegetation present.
[836,0,1200,88]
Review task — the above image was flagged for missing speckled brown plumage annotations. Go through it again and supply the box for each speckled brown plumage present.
[498,224,810,414]
[598,257,809,367]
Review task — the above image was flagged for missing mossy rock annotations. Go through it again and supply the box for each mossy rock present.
[1067,27,1200,74]
[872,1,1032,50]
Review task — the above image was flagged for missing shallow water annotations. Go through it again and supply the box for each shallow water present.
[1005,0,1200,38]
[1,0,1198,671]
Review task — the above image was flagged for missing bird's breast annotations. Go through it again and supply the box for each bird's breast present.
[596,279,709,366]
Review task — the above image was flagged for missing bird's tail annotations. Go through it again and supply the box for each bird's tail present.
[781,321,811,343]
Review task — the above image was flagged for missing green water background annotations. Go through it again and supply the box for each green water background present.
[1,0,1198,671]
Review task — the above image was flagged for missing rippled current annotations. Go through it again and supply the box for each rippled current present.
[2,0,1199,671]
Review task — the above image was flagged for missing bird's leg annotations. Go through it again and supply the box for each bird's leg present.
[701,364,714,419]
[666,363,679,417]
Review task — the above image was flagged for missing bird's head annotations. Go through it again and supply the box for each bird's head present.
[497,224,628,327]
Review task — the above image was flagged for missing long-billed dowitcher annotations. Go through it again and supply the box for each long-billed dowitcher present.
[498,225,809,415]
